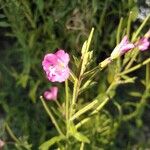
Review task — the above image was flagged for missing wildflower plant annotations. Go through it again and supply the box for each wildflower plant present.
[39,14,150,150]
[1,0,150,148]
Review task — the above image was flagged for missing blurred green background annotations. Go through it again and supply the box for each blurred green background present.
[0,0,150,149]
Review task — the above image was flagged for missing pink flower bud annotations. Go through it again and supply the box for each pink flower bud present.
[135,37,150,51]
[44,86,58,101]
[42,50,70,82]
[110,36,134,59]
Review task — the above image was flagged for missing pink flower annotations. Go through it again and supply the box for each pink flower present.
[42,50,70,82]
[135,37,150,51]
[110,36,135,59]
[0,140,5,148]
[44,86,58,101]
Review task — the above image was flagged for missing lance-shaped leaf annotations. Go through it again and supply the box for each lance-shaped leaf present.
[39,135,65,150]
[79,79,97,95]
[69,122,90,144]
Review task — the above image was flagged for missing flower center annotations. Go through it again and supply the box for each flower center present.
[58,59,65,69]
[49,66,57,77]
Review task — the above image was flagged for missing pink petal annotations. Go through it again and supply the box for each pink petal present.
[110,36,134,59]
[50,87,58,99]
[51,67,70,82]
[121,43,135,54]
[120,35,128,45]
[42,50,70,82]
[44,86,58,100]
[136,37,150,51]
[55,50,70,65]
[42,54,58,71]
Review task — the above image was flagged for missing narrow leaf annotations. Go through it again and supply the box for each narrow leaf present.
[39,135,64,150]
[73,132,90,143]
[0,21,10,27]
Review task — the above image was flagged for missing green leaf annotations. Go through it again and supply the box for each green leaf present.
[29,81,41,103]
[132,14,150,41]
[36,0,44,13]
[69,122,77,135]
[17,74,29,88]
[128,91,141,97]
[73,132,90,143]
[81,28,94,56]
[73,55,80,68]
[0,21,10,27]
[80,28,94,75]
[39,135,64,150]
[69,123,90,143]
[81,41,87,57]
[130,7,139,21]
[79,80,97,95]
[70,99,98,121]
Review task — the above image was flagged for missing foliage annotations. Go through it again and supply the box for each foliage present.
[0,0,150,149]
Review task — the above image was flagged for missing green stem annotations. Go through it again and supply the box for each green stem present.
[70,28,95,121]
[5,123,20,143]
[69,70,77,81]
[70,99,98,121]
[72,79,79,106]
[82,66,99,78]
[75,78,118,129]
[54,100,62,110]
[80,142,84,150]
[123,90,148,121]
[70,79,80,118]
[120,58,150,76]
[124,49,139,70]
[91,97,109,115]
[65,80,69,138]
[127,11,132,38]
[117,17,123,44]
[132,14,150,42]
[116,17,123,70]
[146,63,150,90]
[76,117,91,129]
[98,0,108,33]
[40,96,64,136]
[75,97,109,129]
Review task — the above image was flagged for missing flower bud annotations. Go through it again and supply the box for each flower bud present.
[44,86,58,101]
[100,57,112,68]
[110,36,134,60]
[135,37,150,51]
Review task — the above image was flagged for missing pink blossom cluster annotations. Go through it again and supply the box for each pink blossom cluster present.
[110,29,150,60]
[42,50,70,101]
[41,30,149,100]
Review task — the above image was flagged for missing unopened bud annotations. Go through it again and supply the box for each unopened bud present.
[135,37,150,51]
[100,57,112,68]
[110,36,134,60]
